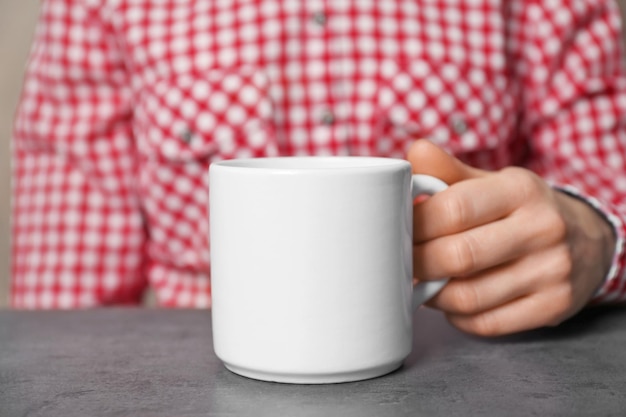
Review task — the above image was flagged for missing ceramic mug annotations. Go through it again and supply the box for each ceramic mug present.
[210,157,448,384]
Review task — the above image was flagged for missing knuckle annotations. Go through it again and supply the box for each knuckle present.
[552,246,574,279]
[542,209,568,243]
[529,194,568,241]
[447,234,479,276]
[501,167,542,201]
[449,283,481,314]
[442,193,472,230]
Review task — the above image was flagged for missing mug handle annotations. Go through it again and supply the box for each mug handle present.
[411,174,449,310]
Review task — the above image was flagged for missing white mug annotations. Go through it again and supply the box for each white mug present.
[210,157,448,384]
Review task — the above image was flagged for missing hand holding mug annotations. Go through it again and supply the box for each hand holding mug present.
[408,140,616,337]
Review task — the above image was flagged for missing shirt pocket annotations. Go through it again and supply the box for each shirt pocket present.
[377,59,518,157]
[134,67,279,163]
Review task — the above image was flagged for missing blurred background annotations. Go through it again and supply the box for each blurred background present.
[1,2,626,308]
[0,1,39,307]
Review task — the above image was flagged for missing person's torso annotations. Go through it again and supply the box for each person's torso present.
[110,0,523,167]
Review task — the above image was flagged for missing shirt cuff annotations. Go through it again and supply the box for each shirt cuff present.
[554,184,626,304]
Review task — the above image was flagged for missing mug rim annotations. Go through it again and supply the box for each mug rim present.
[211,156,410,173]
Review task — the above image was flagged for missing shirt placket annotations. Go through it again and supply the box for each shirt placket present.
[303,0,351,156]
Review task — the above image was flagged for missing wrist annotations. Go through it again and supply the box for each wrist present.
[555,190,616,296]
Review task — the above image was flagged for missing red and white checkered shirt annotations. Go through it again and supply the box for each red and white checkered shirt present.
[11,0,626,308]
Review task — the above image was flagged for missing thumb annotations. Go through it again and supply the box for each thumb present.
[406,139,488,184]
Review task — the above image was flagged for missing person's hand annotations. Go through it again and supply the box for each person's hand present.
[408,140,616,336]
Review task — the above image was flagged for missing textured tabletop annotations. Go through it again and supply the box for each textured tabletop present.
[1,307,626,417]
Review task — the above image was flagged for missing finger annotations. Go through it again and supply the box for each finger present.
[413,174,522,243]
[413,213,546,280]
[445,286,575,337]
[406,139,488,184]
[426,247,569,315]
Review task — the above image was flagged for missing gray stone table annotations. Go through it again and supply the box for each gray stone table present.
[1,306,626,417]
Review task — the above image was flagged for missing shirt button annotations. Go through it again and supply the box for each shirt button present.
[449,116,468,135]
[320,109,335,125]
[179,127,194,143]
[311,11,327,26]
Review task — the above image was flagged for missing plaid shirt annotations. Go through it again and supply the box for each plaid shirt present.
[11,0,626,308]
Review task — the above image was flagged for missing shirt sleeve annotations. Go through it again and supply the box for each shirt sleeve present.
[514,0,626,303]
[11,0,146,308]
